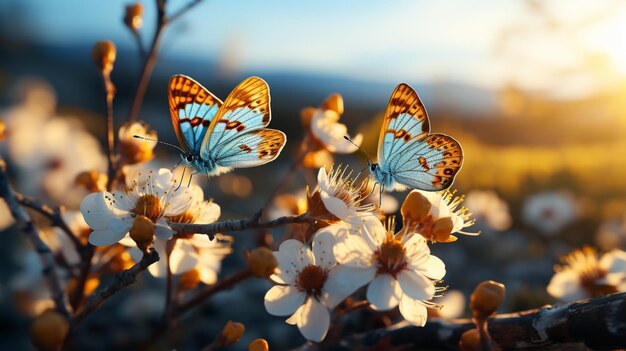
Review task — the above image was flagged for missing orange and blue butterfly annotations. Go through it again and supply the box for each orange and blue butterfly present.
[168,75,286,177]
[369,83,463,192]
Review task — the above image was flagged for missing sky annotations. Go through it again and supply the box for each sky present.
[3,0,626,98]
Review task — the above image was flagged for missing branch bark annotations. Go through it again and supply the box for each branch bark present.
[72,248,159,323]
[170,211,314,239]
[301,292,626,351]
[0,159,70,318]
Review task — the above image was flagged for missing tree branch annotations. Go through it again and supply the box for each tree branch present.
[14,192,83,249]
[303,292,626,351]
[72,248,159,323]
[0,158,70,318]
[170,211,314,239]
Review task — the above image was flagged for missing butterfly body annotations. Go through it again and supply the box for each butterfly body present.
[168,75,286,177]
[370,84,463,192]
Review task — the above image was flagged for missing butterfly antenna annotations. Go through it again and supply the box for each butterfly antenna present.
[343,135,373,163]
[187,173,194,188]
[175,166,186,191]
[133,135,187,154]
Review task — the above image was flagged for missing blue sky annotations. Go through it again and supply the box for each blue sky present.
[4,0,626,97]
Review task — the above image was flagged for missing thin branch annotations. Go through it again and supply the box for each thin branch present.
[176,268,253,317]
[170,212,314,239]
[301,292,626,351]
[0,159,70,318]
[131,29,147,61]
[69,244,95,310]
[14,192,83,250]
[169,0,204,23]
[99,67,117,190]
[127,0,167,123]
[72,248,160,324]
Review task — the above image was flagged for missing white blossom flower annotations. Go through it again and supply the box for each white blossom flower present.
[310,109,363,154]
[124,185,232,283]
[522,191,577,236]
[80,168,192,246]
[264,235,347,342]
[332,217,446,326]
[463,190,512,231]
[118,121,157,165]
[310,166,375,227]
[547,247,626,301]
[2,80,107,208]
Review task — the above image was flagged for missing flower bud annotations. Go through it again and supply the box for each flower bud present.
[124,3,144,31]
[218,320,245,347]
[248,338,269,351]
[129,215,155,251]
[30,310,69,351]
[178,268,201,291]
[401,190,432,224]
[0,120,6,141]
[118,121,157,165]
[247,247,277,278]
[458,328,480,351]
[92,41,116,75]
[470,280,506,319]
[75,170,107,193]
[322,93,344,115]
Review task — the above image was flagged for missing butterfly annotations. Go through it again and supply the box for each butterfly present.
[368,83,463,192]
[168,75,286,177]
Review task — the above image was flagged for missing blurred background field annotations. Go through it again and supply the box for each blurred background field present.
[2,0,626,349]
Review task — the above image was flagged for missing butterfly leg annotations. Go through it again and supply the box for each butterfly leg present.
[379,184,384,208]
[187,172,197,188]
[175,166,187,191]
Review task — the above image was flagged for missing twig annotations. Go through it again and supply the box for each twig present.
[131,29,147,60]
[127,0,167,123]
[176,268,253,317]
[70,244,95,310]
[299,292,626,351]
[169,0,205,22]
[14,192,83,250]
[127,0,206,123]
[0,159,70,318]
[97,59,117,190]
[72,248,160,323]
[170,212,314,239]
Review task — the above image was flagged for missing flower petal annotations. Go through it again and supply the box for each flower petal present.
[312,232,336,270]
[320,192,350,219]
[367,274,401,311]
[324,265,376,295]
[398,270,435,300]
[296,298,331,342]
[88,228,129,246]
[399,294,429,326]
[170,240,199,275]
[155,219,175,240]
[419,255,446,281]
[332,230,375,267]
[264,285,306,316]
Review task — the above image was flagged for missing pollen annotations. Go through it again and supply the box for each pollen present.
[376,238,407,276]
[295,265,328,297]
[134,194,161,221]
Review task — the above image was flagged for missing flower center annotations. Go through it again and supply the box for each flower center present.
[295,265,327,297]
[134,194,161,222]
[376,238,407,277]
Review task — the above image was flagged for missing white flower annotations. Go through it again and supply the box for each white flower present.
[264,235,347,342]
[419,190,478,237]
[432,289,465,319]
[124,185,232,282]
[463,190,512,231]
[2,80,107,208]
[522,191,577,236]
[118,121,157,165]
[310,109,363,154]
[547,247,626,301]
[332,217,446,326]
[312,166,375,227]
[80,168,192,246]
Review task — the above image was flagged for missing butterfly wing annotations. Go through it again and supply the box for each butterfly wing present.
[386,133,463,191]
[211,129,286,168]
[201,76,271,159]
[168,75,223,154]
[377,83,430,164]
